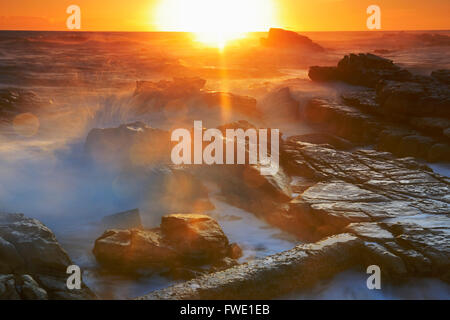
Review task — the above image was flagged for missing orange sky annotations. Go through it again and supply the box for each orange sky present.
[1,0,449,31]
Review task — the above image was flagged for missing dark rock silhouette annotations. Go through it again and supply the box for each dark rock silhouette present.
[309,53,412,87]
[261,28,325,52]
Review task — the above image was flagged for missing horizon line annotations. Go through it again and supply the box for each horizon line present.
[0,28,449,33]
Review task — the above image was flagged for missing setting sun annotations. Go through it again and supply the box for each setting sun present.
[154,0,278,48]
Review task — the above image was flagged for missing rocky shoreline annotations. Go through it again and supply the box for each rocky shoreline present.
[1,51,449,300]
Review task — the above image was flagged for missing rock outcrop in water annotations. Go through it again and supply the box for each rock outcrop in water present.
[0,89,40,119]
[309,53,412,87]
[131,77,261,119]
[93,214,241,279]
[85,121,171,168]
[307,54,450,162]
[0,213,95,300]
[301,98,450,161]
[261,28,325,52]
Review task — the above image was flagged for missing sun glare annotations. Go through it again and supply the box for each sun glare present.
[155,0,277,48]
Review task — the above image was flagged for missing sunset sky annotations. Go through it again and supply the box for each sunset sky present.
[1,0,449,32]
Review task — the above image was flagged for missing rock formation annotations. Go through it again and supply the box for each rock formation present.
[306,54,450,162]
[138,139,449,299]
[93,214,241,279]
[0,213,95,300]
[130,77,261,119]
[261,28,325,52]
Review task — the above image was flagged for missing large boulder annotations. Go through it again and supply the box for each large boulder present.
[261,28,325,52]
[93,214,239,275]
[93,229,177,269]
[0,213,95,300]
[84,121,171,168]
[161,214,230,262]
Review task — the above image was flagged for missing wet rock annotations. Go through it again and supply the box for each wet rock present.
[308,66,339,82]
[309,53,412,87]
[93,214,238,274]
[261,28,325,52]
[84,122,171,168]
[0,213,95,300]
[0,236,24,273]
[197,92,260,118]
[290,133,354,150]
[0,89,41,122]
[428,143,450,162]
[309,54,450,135]
[301,98,449,161]
[100,208,143,230]
[301,98,382,144]
[362,242,408,277]
[93,229,177,269]
[209,257,239,273]
[398,135,435,159]
[138,233,363,300]
[445,128,450,140]
[0,274,20,299]
[131,78,260,119]
[161,214,231,262]
[259,87,300,123]
[134,77,206,98]
[199,163,292,219]
[341,90,379,115]
[280,141,450,280]
[18,275,48,300]
[377,80,450,119]
[228,243,243,260]
[409,117,450,141]
[431,69,450,85]
[346,223,395,242]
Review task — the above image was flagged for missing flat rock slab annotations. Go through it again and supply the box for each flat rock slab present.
[138,234,362,300]
[282,140,450,280]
